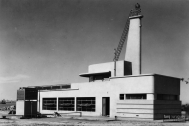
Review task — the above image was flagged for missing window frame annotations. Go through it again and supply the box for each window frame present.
[157,94,178,101]
[126,94,147,100]
[76,97,96,112]
[119,94,124,100]
[58,97,75,111]
[42,98,57,110]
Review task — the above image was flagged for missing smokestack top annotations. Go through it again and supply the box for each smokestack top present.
[135,3,140,10]
[129,3,142,17]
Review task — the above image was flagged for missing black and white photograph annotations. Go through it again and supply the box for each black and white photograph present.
[0,0,189,125]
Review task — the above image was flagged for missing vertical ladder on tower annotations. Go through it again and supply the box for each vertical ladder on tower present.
[113,3,141,76]
[114,3,141,62]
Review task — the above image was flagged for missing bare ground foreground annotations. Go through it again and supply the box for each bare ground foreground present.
[0,116,189,126]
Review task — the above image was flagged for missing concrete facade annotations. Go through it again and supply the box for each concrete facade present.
[38,74,181,120]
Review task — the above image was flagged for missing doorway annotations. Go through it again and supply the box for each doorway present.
[102,97,110,116]
[24,101,37,117]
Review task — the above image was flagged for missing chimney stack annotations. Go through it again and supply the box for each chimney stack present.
[125,4,143,75]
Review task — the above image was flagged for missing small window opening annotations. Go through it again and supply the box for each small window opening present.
[157,94,178,100]
[126,94,146,99]
[119,94,124,100]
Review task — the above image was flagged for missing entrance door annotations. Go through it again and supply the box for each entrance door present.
[25,101,37,117]
[102,97,110,116]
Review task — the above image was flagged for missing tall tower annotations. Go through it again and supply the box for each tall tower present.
[125,4,143,75]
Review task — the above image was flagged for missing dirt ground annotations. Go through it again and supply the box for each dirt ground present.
[0,116,189,126]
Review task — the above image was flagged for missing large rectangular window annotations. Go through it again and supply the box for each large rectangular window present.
[77,97,95,112]
[43,98,57,110]
[126,94,146,99]
[58,98,75,111]
[157,94,178,100]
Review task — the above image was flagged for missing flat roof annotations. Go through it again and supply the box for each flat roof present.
[79,71,111,77]
[27,84,70,88]
[39,88,78,92]
[110,73,181,80]
[21,84,71,90]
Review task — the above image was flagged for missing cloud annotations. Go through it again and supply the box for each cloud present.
[0,74,30,84]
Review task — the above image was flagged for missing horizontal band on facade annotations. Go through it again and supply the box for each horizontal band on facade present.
[117,103,181,105]
[116,116,154,119]
[117,112,180,114]
[116,108,180,110]
[40,88,79,92]
[117,103,153,105]
[116,112,153,115]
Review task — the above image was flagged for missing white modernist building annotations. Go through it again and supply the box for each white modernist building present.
[16,5,181,120]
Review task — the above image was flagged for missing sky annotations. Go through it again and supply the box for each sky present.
[0,0,189,103]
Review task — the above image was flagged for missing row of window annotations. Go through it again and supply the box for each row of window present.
[157,94,178,100]
[119,94,178,100]
[120,94,146,100]
[43,97,95,112]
